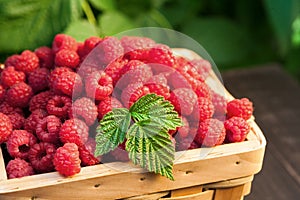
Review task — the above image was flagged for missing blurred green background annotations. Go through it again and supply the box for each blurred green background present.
[1,0,300,80]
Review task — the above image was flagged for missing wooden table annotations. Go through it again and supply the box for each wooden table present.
[222,64,300,200]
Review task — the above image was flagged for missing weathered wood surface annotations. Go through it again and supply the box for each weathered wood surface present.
[222,64,300,200]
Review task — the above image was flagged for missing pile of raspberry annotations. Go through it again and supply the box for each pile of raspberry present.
[0,34,254,179]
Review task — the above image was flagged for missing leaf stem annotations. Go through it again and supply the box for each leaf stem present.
[81,0,99,33]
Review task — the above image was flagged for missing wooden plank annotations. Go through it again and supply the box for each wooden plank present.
[161,190,214,200]
[170,185,203,197]
[214,185,245,200]
[0,148,7,181]
[124,191,169,200]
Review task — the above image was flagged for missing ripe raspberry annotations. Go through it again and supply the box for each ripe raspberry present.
[0,112,13,143]
[227,98,253,120]
[82,36,102,56]
[175,127,198,151]
[145,83,170,99]
[177,117,190,138]
[59,118,89,146]
[77,64,100,79]
[70,97,98,126]
[85,137,96,154]
[110,142,129,162]
[24,109,48,133]
[48,67,72,90]
[53,143,81,177]
[0,85,5,103]
[4,54,19,68]
[51,70,83,97]
[0,101,23,115]
[29,90,54,112]
[85,71,113,101]
[14,50,39,74]
[190,59,212,80]
[121,83,150,108]
[78,145,100,166]
[46,95,72,119]
[28,142,56,173]
[211,92,227,118]
[167,70,194,90]
[146,73,168,86]
[34,46,54,69]
[97,97,123,120]
[55,49,80,69]
[77,42,85,60]
[224,116,250,143]
[0,66,26,88]
[7,112,25,130]
[168,88,197,116]
[191,97,214,122]
[105,58,128,86]
[52,34,77,53]
[121,36,156,53]
[28,68,49,93]
[194,81,211,99]
[145,44,176,67]
[6,82,33,108]
[195,118,226,147]
[96,36,124,65]
[6,130,37,159]
[36,115,61,144]
[6,158,34,179]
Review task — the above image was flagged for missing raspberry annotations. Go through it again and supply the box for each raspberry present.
[78,145,100,166]
[177,117,190,138]
[110,142,129,162]
[70,97,98,126]
[51,70,83,97]
[34,46,54,69]
[194,81,211,99]
[46,95,72,119]
[14,50,39,74]
[0,112,13,143]
[145,83,170,99]
[227,98,253,120]
[121,36,156,53]
[6,82,33,108]
[7,112,25,130]
[85,71,113,101]
[53,143,81,177]
[85,137,96,154]
[28,142,56,173]
[36,115,61,144]
[168,70,194,90]
[97,97,123,120]
[6,158,34,179]
[29,90,54,112]
[145,44,176,67]
[77,64,100,79]
[190,59,212,80]
[0,85,5,103]
[52,34,77,53]
[28,68,49,93]
[195,118,226,147]
[82,36,102,56]
[24,109,48,133]
[0,101,23,115]
[55,49,80,69]
[77,42,85,60]
[146,73,168,86]
[96,36,124,65]
[224,116,250,143]
[48,67,72,90]
[0,66,26,88]
[6,130,37,159]
[121,83,150,108]
[105,58,128,86]
[168,88,197,116]
[4,54,19,68]
[59,118,89,146]
[191,97,214,122]
[211,92,227,118]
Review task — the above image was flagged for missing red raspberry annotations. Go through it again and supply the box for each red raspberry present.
[24,109,48,133]
[52,34,77,53]
[211,92,227,118]
[70,97,98,126]
[224,116,250,143]
[176,137,199,151]
[34,46,54,69]
[109,142,129,162]
[195,118,226,147]
[7,112,25,130]
[85,71,113,101]
[6,82,33,108]
[14,50,39,74]
[6,158,35,179]
[85,137,96,154]
[55,49,80,69]
[4,54,19,68]
[96,36,124,65]
[121,83,150,108]
[168,88,197,116]
[97,97,123,120]
[146,73,168,86]
[121,36,156,53]
[28,142,56,173]
[36,115,61,144]
[78,145,100,166]
[190,59,212,80]
[0,101,23,115]
[77,64,100,79]
[194,81,211,99]
[0,66,26,88]
[0,112,13,143]
[168,70,194,90]
[48,67,72,91]
[77,42,85,60]
[105,58,128,86]
[46,95,71,119]
[7,130,37,159]
[177,117,190,138]
[191,97,214,122]
[53,143,81,177]
[59,118,89,146]
[28,68,49,93]
[82,36,102,56]
[29,90,54,112]
[145,83,170,100]
[227,98,253,120]
[0,85,5,102]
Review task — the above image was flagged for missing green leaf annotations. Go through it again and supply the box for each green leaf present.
[126,122,175,180]
[89,0,116,11]
[0,0,82,53]
[130,94,182,130]
[95,108,131,156]
[64,20,99,42]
